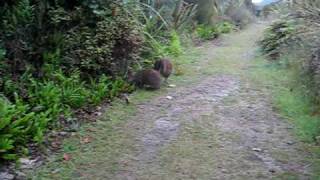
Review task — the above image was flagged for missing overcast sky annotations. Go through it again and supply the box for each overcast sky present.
[252,0,279,6]
[252,0,263,3]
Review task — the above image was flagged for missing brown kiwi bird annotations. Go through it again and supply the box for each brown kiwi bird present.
[128,69,161,90]
[154,58,173,84]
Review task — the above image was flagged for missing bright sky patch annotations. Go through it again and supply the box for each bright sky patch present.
[252,0,263,3]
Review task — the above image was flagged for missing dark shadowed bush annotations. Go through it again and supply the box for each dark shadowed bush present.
[0,0,141,160]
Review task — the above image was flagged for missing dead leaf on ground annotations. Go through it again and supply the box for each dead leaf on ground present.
[81,137,92,144]
[63,153,71,161]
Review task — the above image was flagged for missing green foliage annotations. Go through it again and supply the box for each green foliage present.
[259,21,296,59]
[0,71,133,159]
[166,31,183,57]
[1,0,34,33]
[196,25,220,40]
[0,48,5,60]
[276,89,320,142]
[195,21,234,41]
[0,0,146,160]
[216,21,234,34]
[89,75,112,105]
[89,76,134,105]
[52,70,89,108]
[0,0,243,161]
[0,95,34,160]
[305,49,320,105]
[64,16,143,76]
[259,1,320,143]
[252,57,320,143]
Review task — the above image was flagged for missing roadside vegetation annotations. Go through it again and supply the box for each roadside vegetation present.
[259,0,320,143]
[0,0,255,161]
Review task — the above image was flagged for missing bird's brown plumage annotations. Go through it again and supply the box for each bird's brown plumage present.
[154,58,173,82]
[128,69,161,90]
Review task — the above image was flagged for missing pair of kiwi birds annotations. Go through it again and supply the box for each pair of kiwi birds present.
[128,58,173,90]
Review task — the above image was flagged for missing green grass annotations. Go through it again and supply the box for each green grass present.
[249,57,320,142]
[33,99,138,179]
[249,55,320,179]
[276,91,320,142]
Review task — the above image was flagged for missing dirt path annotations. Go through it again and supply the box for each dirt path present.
[33,23,313,179]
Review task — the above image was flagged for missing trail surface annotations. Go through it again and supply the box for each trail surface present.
[33,23,313,180]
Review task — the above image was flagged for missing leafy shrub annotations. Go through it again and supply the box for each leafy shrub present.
[259,21,296,60]
[216,21,234,34]
[0,73,133,159]
[166,31,183,57]
[140,30,183,63]
[196,25,220,40]
[0,96,28,160]
[63,16,144,77]
[89,76,134,105]
[52,70,89,108]
[195,21,235,41]
[89,75,112,105]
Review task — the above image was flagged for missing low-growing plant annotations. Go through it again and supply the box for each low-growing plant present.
[89,75,112,105]
[108,78,134,98]
[0,95,33,160]
[28,80,64,119]
[166,31,183,57]
[196,24,220,40]
[53,70,89,108]
[216,21,234,34]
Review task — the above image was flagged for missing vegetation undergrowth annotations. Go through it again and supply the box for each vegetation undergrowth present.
[250,55,320,178]
[0,0,256,162]
[251,57,319,142]
[259,1,320,145]
[195,21,235,40]
[30,34,215,179]
[31,46,201,177]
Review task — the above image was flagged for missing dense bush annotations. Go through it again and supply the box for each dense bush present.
[259,20,296,60]
[0,0,141,160]
[63,16,143,77]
